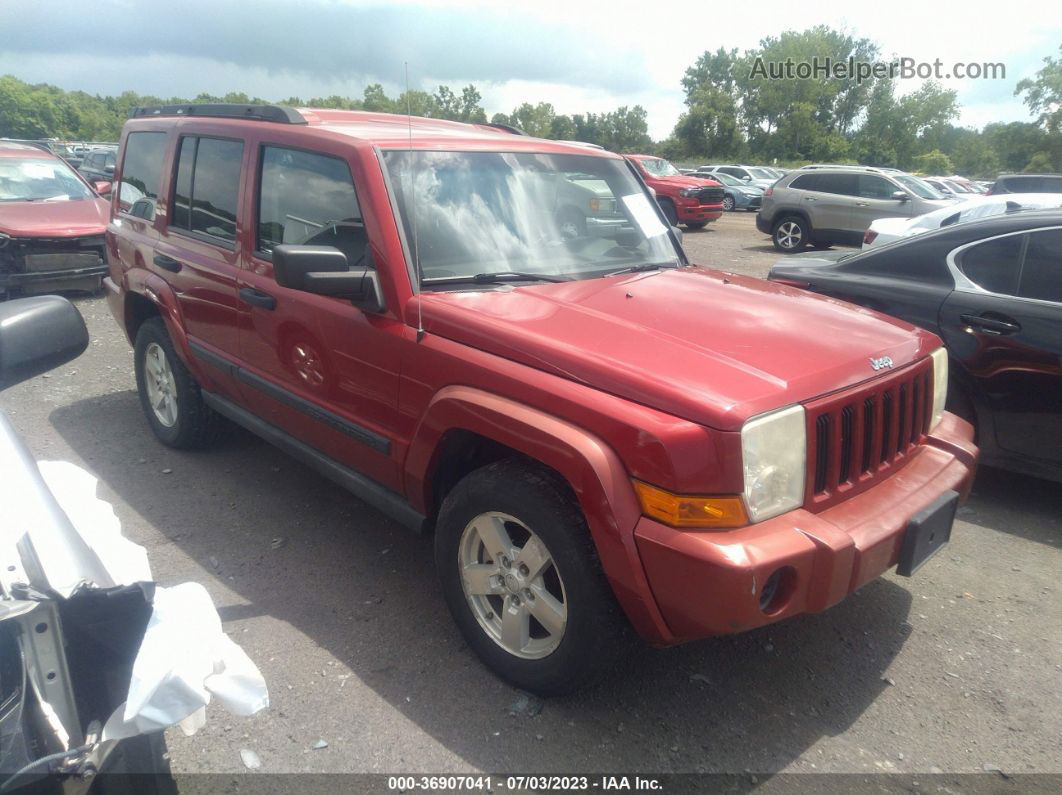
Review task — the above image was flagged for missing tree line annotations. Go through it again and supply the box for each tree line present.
[0,30,1058,177]
[662,30,1061,176]
[0,76,652,153]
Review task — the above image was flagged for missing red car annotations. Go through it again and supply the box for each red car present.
[104,105,977,695]
[0,141,112,298]
[624,154,725,229]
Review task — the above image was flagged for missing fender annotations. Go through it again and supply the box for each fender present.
[405,385,675,645]
[121,268,224,394]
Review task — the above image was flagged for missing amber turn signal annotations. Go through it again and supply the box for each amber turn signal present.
[632,480,748,529]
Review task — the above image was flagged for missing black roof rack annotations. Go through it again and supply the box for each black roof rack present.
[480,122,528,136]
[129,104,306,124]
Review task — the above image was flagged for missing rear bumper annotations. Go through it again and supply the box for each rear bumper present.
[633,412,977,643]
[756,212,773,233]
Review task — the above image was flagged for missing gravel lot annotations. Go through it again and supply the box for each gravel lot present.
[2,212,1060,784]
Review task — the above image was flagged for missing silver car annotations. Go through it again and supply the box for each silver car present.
[756,166,953,252]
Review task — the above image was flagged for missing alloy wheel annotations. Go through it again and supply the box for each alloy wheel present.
[776,221,803,249]
[143,342,178,427]
[458,511,568,659]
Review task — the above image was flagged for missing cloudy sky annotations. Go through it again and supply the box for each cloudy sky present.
[1,0,1058,139]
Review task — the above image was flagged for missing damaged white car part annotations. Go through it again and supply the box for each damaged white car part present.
[0,296,268,792]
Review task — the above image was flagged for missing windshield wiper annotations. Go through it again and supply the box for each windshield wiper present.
[603,261,678,277]
[421,271,569,286]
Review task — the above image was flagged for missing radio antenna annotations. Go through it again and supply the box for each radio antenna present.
[406,61,425,342]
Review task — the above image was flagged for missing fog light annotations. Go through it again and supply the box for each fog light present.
[759,567,796,614]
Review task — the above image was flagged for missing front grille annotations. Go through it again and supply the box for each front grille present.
[697,187,725,203]
[804,360,934,508]
[0,235,105,274]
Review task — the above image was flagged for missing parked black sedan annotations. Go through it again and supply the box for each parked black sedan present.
[768,209,1062,483]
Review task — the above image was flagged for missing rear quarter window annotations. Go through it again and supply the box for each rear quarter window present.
[119,131,167,211]
[958,234,1024,295]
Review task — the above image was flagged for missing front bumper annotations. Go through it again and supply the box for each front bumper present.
[676,202,723,223]
[633,412,977,643]
[0,261,106,289]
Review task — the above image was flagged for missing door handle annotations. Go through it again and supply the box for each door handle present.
[240,287,277,310]
[960,313,1021,335]
[803,196,817,201]
[153,253,182,273]
[855,202,870,207]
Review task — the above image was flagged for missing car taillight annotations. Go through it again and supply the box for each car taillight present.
[863,229,878,245]
[764,186,773,197]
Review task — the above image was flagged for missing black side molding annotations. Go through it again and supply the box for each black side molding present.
[188,342,390,455]
[202,391,425,533]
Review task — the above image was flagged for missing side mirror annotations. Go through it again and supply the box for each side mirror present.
[741,175,751,182]
[892,190,909,202]
[0,296,89,390]
[104,164,115,175]
[94,180,112,196]
[272,245,384,313]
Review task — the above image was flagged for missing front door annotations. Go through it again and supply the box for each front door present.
[236,143,404,491]
[850,174,913,235]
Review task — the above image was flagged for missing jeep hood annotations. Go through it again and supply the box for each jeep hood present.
[417,268,939,430]
[0,197,109,238]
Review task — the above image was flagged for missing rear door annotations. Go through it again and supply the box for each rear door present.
[938,228,1062,468]
[850,174,913,233]
[154,132,245,366]
[801,173,856,236]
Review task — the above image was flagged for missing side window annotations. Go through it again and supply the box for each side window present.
[119,131,167,212]
[1019,229,1062,303]
[256,146,367,267]
[168,135,243,244]
[858,175,896,200]
[959,234,1024,295]
[816,173,859,196]
[789,174,820,191]
[105,153,115,170]
[720,167,741,178]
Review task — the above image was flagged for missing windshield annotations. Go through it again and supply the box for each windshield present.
[711,172,743,187]
[893,174,945,200]
[383,151,680,286]
[748,167,776,180]
[637,157,682,177]
[0,157,94,202]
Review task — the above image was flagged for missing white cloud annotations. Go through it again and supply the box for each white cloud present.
[0,0,1056,140]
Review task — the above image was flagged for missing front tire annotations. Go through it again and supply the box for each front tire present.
[657,198,678,227]
[435,460,630,695]
[134,317,227,449]
[772,215,808,252]
[685,221,708,230]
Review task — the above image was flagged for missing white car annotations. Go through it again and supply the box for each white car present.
[862,193,1062,248]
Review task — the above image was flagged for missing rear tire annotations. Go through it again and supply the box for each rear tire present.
[134,317,227,449]
[772,215,808,252]
[435,460,630,696]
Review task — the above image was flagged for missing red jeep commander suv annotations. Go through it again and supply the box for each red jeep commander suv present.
[104,104,977,694]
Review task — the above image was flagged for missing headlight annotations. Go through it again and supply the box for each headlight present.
[930,347,948,430]
[678,187,700,197]
[741,405,806,523]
